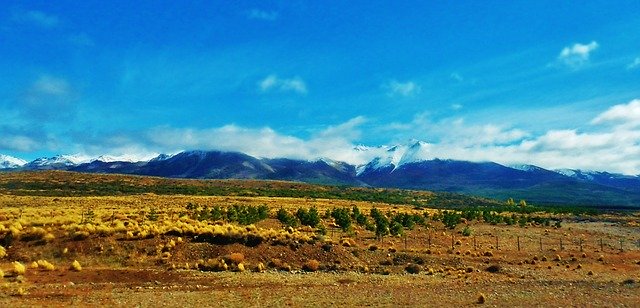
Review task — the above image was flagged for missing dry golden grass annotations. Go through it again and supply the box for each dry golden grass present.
[70,260,82,272]
[0,172,638,306]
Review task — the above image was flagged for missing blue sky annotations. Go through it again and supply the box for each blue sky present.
[2,1,640,173]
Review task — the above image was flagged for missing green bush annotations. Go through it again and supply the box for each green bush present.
[296,207,321,228]
[370,208,389,238]
[461,225,472,236]
[277,208,298,227]
[331,208,352,231]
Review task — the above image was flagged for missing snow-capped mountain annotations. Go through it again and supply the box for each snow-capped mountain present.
[510,164,546,172]
[4,143,640,207]
[355,140,433,175]
[92,155,145,163]
[554,169,640,192]
[0,154,27,169]
[23,154,90,170]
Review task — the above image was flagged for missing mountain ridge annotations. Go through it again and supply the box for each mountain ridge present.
[3,144,640,207]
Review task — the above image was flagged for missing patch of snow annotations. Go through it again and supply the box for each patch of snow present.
[0,154,27,169]
[510,164,543,172]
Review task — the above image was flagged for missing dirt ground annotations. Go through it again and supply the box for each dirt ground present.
[1,193,639,306]
[1,268,639,307]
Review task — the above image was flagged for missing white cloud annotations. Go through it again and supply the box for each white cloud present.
[12,10,59,28]
[374,100,640,174]
[258,74,307,94]
[30,75,70,97]
[451,104,463,110]
[20,75,75,121]
[557,41,598,67]
[138,116,370,164]
[248,9,278,21]
[0,135,40,152]
[49,99,640,175]
[591,99,640,127]
[628,57,640,70]
[385,80,421,97]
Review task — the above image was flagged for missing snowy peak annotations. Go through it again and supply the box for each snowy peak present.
[555,168,580,178]
[357,140,433,173]
[0,154,27,169]
[149,153,174,162]
[92,155,143,163]
[25,154,89,169]
[510,164,546,172]
[398,140,432,166]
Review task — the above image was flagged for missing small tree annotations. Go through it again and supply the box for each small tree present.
[331,208,352,231]
[506,198,515,206]
[389,221,404,236]
[277,208,298,228]
[147,208,159,221]
[296,207,320,228]
[370,208,389,238]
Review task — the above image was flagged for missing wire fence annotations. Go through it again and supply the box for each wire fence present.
[326,226,640,254]
[406,233,640,253]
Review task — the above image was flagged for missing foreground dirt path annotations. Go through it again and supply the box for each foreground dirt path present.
[2,269,639,307]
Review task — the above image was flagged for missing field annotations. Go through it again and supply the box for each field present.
[0,171,639,307]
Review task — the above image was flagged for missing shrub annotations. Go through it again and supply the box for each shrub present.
[43,233,55,242]
[477,293,486,304]
[277,208,298,228]
[389,222,403,236]
[254,262,266,273]
[201,258,228,272]
[37,260,55,271]
[268,258,291,271]
[235,263,245,272]
[147,208,159,221]
[370,208,389,238]
[485,264,501,273]
[315,223,327,235]
[226,253,245,265]
[70,260,82,271]
[405,263,421,274]
[331,208,352,231]
[303,259,320,272]
[296,207,321,228]
[13,261,26,275]
[622,278,635,285]
[442,211,462,229]
[461,226,472,237]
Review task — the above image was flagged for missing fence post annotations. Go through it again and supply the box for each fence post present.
[473,236,477,250]
[404,233,408,251]
[517,236,520,251]
[496,235,499,250]
[560,238,563,251]
[539,237,542,251]
[428,231,432,249]
[451,234,455,250]
[619,238,623,251]
[600,238,604,252]
[580,238,583,252]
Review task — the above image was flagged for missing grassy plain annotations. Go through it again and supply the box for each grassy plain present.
[0,171,638,307]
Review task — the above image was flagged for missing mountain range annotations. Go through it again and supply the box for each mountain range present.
[2,141,640,207]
